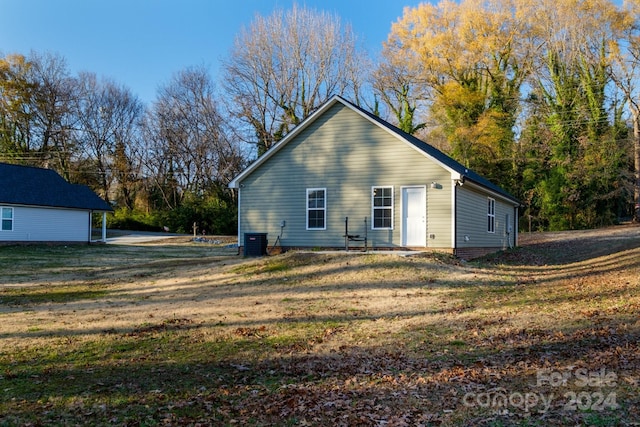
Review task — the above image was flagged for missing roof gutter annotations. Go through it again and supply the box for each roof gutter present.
[457,176,521,207]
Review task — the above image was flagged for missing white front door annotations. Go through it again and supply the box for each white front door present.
[402,186,426,247]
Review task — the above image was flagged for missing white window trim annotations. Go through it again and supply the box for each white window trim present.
[1,207,14,231]
[487,197,496,233]
[306,188,327,230]
[371,186,394,230]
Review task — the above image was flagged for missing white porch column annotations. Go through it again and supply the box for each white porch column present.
[102,212,107,242]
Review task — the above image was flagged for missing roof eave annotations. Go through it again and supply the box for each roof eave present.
[335,99,520,204]
[335,98,465,178]
[0,201,113,212]
[460,177,521,206]
[228,95,344,188]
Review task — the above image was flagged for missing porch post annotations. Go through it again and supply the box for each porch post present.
[102,212,107,242]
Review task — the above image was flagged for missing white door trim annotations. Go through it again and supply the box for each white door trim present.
[401,185,427,247]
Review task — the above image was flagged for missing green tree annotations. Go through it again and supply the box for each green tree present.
[612,0,640,222]
[525,0,631,229]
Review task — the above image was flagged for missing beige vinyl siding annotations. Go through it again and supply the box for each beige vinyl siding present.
[427,182,452,248]
[238,103,453,249]
[456,185,515,249]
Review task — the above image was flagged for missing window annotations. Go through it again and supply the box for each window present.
[1,207,13,231]
[487,198,495,233]
[372,186,393,229]
[306,188,326,230]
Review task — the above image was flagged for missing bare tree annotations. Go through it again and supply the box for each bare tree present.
[222,4,369,155]
[74,72,143,202]
[26,51,77,178]
[614,0,640,221]
[371,44,429,134]
[142,66,243,209]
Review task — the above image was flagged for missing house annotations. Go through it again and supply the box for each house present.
[0,162,112,243]
[228,95,520,259]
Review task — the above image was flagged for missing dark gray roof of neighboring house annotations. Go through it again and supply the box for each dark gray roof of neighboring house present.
[336,96,520,204]
[0,163,113,211]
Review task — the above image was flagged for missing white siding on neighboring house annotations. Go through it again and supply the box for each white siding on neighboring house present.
[0,205,90,242]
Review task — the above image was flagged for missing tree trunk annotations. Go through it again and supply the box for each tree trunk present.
[633,108,640,222]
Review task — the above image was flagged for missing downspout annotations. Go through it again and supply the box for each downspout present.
[237,185,242,255]
[452,180,458,256]
[89,210,93,243]
[514,206,519,248]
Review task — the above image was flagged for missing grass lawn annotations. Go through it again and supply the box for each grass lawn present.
[0,227,639,426]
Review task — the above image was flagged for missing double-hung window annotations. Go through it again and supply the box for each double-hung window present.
[372,186,393,229]
[1,207,13,231]
[487,198,495,233]
[306,188,326,230]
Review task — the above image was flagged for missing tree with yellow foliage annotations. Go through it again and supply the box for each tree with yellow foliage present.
[0,54,33,157]
[386,0,637,229]
[386,0,531,185]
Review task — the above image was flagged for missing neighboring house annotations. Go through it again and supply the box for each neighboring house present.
[0,163,113,243]
[229,95,521,259]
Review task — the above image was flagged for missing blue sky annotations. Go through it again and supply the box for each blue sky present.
[0,0,422,104]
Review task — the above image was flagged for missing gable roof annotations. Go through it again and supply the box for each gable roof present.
[0,163,113,211]
[229,95,519,205]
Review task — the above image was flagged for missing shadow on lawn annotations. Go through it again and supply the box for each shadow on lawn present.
[490,224,640,266]
[0,288,110,305]
[2,229,640,424]
[2,243,640,424]
[2,317,638,426]
[2,243,639,343]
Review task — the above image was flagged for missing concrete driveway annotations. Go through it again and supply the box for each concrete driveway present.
[105,231,186,245]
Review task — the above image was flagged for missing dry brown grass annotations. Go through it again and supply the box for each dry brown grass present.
[1,226,639,426]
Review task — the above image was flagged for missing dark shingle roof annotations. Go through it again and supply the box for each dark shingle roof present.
[337,96,520,204]
[0,163,113,211]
